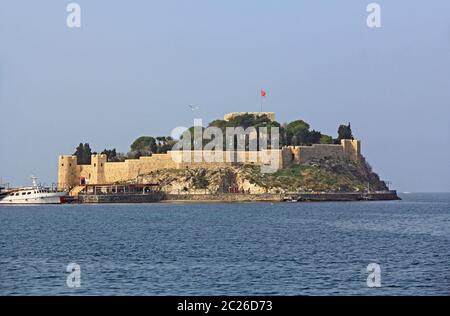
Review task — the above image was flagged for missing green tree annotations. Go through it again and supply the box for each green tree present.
[73,143,92,165]
[280,124,290,147]
[306,130,322,145]
[285,120,314,146]
[286,120,310,136]
[208,120,227,130]
[156,136,176,153]
[101,148,126,162]
[320,134,334,144]
[282,120,323,146]
[337,123,353,141]
[130,136,157,154]
[101,148,117,161]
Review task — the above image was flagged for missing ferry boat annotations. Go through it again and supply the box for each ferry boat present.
[0,177,67,205]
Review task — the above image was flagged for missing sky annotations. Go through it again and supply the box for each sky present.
[0,0,449,192]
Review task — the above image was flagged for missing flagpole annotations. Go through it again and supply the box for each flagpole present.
[260,90,263,113]
[260,89,263,113]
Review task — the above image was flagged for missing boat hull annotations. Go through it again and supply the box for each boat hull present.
[0,193,67,205]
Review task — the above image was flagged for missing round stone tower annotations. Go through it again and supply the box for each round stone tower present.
[58,155,79,190]
[90,154,107,184]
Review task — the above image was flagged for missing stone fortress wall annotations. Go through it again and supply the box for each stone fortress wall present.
[58,112,361,190]
[58,139,361,190]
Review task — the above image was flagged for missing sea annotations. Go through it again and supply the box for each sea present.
[0,193,449,296]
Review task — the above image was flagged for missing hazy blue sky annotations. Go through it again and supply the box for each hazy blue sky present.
[0,0,449,192]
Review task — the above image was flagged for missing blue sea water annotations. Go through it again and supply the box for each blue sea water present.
[0,193,449,296]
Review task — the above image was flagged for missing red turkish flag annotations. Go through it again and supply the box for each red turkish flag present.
[261,90,267,97]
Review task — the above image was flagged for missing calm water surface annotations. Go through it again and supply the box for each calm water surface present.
[0,193,449,295]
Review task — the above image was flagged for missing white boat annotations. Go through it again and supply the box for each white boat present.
[0,177,67,205]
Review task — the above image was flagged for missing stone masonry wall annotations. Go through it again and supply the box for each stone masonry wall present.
[57,140,361,190]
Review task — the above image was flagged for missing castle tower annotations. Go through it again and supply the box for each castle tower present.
[90,154,107,184]
[58,155,79,190]
[341,139,361,161]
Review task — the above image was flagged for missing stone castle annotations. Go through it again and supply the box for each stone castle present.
[57,113,361,190]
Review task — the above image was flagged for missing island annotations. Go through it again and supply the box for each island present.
[57,112,399,203]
